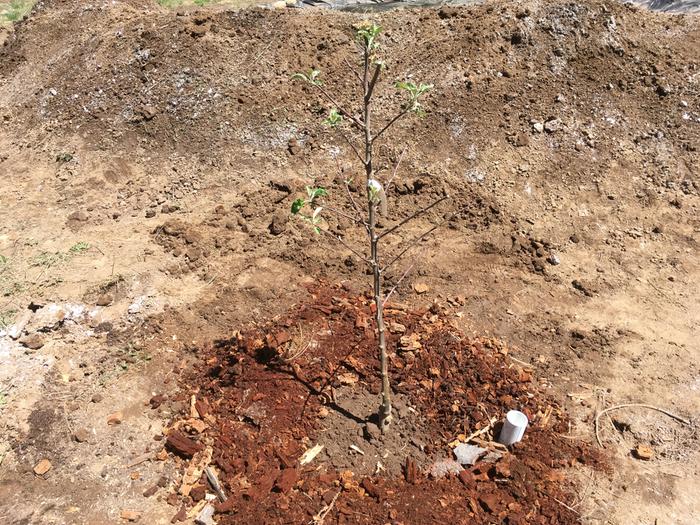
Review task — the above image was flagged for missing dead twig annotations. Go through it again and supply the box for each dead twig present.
[594,403,691,448]
[466,417,498,443]
[310,489,342,525]
[205,466,227,502]
[554,497,580,515]
[378,195,449,239]
[382,262,415,307]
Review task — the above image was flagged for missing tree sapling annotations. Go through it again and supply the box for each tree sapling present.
[292,22,449,434]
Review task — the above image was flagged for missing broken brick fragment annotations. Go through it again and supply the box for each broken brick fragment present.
[166,431,203,458]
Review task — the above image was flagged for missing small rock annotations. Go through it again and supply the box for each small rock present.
[19,333,45,350]
[120,509,141,522]
[27,303,65,332]
[547,253,561,266]
[389,322,406,334]
[478,492,501,512]
[275,467,299,494]
[149,394,167,409]
[91,393,104,403]
[166,430,204,458]
[453,444,487,466]
[73,428,90,443]
[428,458,462,479]
[634,444,654,461]
[143,485,159,498]
[532,122,544,133]
[656,84,671,97]
[96,294,113,307]
[570,233,580,243]
[269,212,288,235]
[458,469,475,485]
[107,411,123,425]
[7,309,32,339]
[652,225,664,234]
[33,459,52,476]
[514,133,529,147]
[544,118,562,133]
[145,209,156,218]
[413,282,429,294]
[68,210,89,222]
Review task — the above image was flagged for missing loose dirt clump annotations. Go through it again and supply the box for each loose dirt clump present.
[163,283,605,524]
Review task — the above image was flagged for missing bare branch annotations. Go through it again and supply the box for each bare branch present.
[385,147,407,192]
[381,215,453,272]
[323,205,365,226]
[378,195,448,239]
[382,262,415,307]
[337,130,365,165]
[372,106,411,144]
[343,57,363,84]
[313,83,364,130]
[318,227,371,265]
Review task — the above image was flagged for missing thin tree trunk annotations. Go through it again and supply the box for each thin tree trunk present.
[362,47,392,433]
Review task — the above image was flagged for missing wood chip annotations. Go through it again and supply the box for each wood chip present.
[299,444,324,465]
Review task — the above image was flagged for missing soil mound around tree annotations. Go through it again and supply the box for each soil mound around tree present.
[163,283,605,524]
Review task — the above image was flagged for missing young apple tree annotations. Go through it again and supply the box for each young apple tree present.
[291,22,449,434]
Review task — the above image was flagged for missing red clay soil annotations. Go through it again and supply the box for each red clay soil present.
[164,283,605,525]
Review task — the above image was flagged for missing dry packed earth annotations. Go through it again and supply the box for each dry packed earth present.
[0,0,699,524]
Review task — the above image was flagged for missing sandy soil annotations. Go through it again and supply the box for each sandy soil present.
[0,0,698,523]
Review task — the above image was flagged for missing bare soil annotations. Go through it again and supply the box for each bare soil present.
[0,0,698,524]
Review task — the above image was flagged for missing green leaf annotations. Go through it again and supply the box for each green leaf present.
[69,241,90,254]
[355,21,382,52]
[306,186,327,201]
[323,108,343,127]
[291,198,305,214]
[0,255,6,266]
[291,69,322,86]
[291,72,309,82]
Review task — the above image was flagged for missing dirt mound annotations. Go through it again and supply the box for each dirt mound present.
[162,283,604,524]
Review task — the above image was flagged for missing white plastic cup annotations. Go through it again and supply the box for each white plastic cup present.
[498,410,529,446]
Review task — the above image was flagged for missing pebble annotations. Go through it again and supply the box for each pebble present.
[68,210,89,222]
[544,118,562,133]
[33,459,52,476]
[91,393,104,403]
[413,283,429,294]
[634,444,654,460]
[532,122,544,133]
[73,428,90,443]
[107,411,123,425]
[269,212,288,236]
[19,333,45,350]
[547,253,561,266]
[96,294,113,307]
[120,509,141,522]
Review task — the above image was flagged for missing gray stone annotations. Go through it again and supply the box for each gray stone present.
[544,118,562,133]
[453,444,487,466]
[428,458,463,479]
